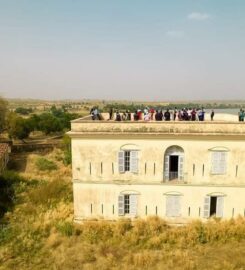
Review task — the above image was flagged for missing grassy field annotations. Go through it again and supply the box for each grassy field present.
[1,149,245,269]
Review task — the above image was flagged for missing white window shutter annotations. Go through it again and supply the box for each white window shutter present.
[166,196,172,217]
[164,155,170,181]
[178,156,184,180]
[211,152,227,175]
[220,152,227,174]
[174,196,181,217]
[166,196,181,217]
[129,194,137,216]
[118,151,125,173]
[118,195,125,216]
[130,151,138,173]
[203,196,211,218]
[216,196,224,218]
[211,152,219,174]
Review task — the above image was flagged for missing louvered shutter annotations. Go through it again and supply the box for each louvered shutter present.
[118,195,125,216]
[174,196,181,217]
[130,151,138,173]
[129,194,137,216]
[212,152,227,175]
[211,152,219,174]
[164,155,170,181]
[166,196,181,217]
[118,151,125,173]
[178,156,184,180]
[220,152,227,174]
[216,196,224,218]
[166,196,172,217]
[203,196,211,218]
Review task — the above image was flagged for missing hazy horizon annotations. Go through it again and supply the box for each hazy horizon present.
[1,0,245,100]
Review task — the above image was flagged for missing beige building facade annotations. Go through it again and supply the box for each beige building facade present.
[68,117,245,222]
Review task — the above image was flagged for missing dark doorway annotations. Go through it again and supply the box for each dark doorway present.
[210,197,217,216]
[169,155,179,180]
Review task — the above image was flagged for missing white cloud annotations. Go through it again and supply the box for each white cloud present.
[166,30,185,38]
[188,12,210,21]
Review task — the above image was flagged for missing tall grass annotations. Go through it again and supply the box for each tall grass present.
[35,157,57,171]
[1,150,245,269]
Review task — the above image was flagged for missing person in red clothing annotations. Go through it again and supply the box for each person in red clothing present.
[191,109,196,121]
[137,110,142,120]
[150,108,155,120]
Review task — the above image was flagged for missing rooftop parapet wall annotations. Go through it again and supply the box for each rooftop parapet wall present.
[69,120,245,137]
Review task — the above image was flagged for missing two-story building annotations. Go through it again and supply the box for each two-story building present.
[68,115,245,222]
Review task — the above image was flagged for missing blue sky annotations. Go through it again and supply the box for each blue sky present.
[1,0,245,100]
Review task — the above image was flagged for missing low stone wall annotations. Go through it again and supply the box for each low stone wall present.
[12,142,62,153]
[70,120,245,136]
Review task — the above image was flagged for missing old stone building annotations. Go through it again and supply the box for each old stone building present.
[68,115,245,222]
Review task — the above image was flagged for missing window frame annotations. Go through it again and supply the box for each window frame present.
[118,194,138,216]
[211,151,227,175]
[118,150,139,174]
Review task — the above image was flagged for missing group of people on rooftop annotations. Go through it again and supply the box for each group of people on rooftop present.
[90,106,245,122]
[109,107,213,122]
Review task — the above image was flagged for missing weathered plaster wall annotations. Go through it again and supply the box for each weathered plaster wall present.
[71,138,245,185]
[73,182,245,221]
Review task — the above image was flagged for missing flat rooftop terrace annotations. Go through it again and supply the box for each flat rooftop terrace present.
[69,115,245,138]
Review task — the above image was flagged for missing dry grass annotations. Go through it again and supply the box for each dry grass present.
[1,150,245,270]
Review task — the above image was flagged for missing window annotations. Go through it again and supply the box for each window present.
[166,195,181,217]
[118,150,139,173]
[124,195,130,214]
[203,196,224,218]
[124,151,130,171]
[118,194,137,216]
[211,151,227,175]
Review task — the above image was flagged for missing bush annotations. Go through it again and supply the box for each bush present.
[62,135,71,165]
[35,158,57,171]
[56,221,74,237]
[0,171,28,218]
[28,179,70,206]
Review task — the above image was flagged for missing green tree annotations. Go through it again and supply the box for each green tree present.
[0,97,8,132]
[38,113,62,135]
[7,112,31,140]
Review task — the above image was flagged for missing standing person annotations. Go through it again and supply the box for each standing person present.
[134,111,138,121]
[191,109,196,121]
[173,107,177,121]
[159,110,164,121]
[238,109,243,121]
[201,108,205,121]
[115,111,121,121]
[150,108,155,120]
[93,107,99,120]
[127,110,131,121]
[137,109,142,120]
[109,107,114,120]
[90,107,95,120]
[211,110,215,121]
[241,110,245,122]
[198,109,202,121]
[188,108,192,121]
[164,109,171,121]
[178,110,182,121]
[122,112,127,121]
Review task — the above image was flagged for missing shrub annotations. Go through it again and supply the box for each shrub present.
[56,221,74,237]
[35,158,57,171]
[0,171,27,218]
[62,135,71,165]
[28,179,68,206]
